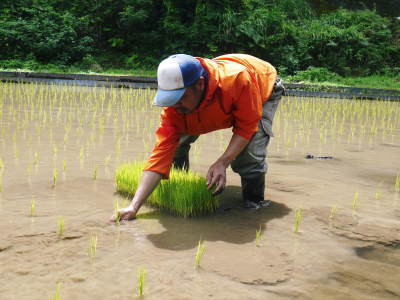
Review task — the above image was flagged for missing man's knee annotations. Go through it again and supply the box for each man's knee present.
[231,156,267,177]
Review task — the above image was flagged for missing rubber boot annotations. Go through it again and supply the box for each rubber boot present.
[172,153,189,172]
[241,174,271,209]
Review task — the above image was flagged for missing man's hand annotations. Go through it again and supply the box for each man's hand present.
[109,204,137,222]
[108,171,162,223]
[206,133,250,196]
[206,160,227,196]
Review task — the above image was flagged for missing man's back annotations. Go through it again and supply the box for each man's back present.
[211,54,277,102]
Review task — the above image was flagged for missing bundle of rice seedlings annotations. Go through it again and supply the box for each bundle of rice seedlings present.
[115,162,219,217]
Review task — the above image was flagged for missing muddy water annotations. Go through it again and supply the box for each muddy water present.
[0,83,399,299]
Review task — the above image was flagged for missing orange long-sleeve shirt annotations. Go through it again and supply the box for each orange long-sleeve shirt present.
[144,54,277,178]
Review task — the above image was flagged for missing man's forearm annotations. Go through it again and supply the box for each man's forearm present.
[218,133,250,167]
[130,171,162,214]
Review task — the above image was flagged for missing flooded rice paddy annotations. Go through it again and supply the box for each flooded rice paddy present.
[0,82,399,299]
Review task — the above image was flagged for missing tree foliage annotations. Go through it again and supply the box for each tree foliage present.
[0,2,94,62]
[0,0,398,76]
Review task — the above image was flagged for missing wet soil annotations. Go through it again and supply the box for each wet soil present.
[0,84,399,299]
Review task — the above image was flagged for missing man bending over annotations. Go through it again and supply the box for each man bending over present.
[111,53,285,221]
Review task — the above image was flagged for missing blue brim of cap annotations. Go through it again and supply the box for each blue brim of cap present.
[153,88,186,107]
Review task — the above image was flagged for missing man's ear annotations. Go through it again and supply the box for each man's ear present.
[196,76,205,91]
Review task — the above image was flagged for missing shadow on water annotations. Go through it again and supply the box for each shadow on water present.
[136,185,291,251]
[354,243,400,267]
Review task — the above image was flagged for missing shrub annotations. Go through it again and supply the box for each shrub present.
[288,67,342,82]
[295,9,399,76]
[0,5,94,64]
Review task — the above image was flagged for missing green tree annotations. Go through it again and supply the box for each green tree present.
[0,3,93,63]
[295,9,398,75]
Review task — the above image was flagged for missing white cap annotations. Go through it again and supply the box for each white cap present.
[153,54,204,107]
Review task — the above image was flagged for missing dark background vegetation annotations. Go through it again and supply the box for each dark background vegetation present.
[0,0,399,79]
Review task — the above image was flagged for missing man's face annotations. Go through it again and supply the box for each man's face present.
[173,77,205,114]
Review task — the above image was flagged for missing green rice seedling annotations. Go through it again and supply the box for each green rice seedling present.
[26,163,32,175]
[329,204,337,219]
[293,208,303,233]
[115,137,121,156]
[92,164,98,180]
[34,152,39,165]
[80,147,85,160]
[30,198,36,216]
[352,192,359,211]
[57,217,64,238]
[52,144,58,156]
[194,239,206,268]
[375,182,383,200]
[63,133,68,144]
[88,235,98,261]
[395,174,400,193]
[115,162,219,217]
[375,190,381,201]
[137,267,146,297]
[114,199,120,226]
[14,146,20,159]
[63,160,67,172]
[53,168,58,187]
[105,154,111,166]
[49,282,61,300]
[255,225,263,247]
[0,157,3,169]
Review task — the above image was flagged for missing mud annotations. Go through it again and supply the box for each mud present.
[0,83,399,299]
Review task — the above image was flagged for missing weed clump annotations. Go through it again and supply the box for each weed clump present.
[115,162,219,217]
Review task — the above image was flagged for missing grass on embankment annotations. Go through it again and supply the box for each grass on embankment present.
[287,75,400,91]
[0,59,156,77]
[115,162,220,217]
[0,66,156,77]
[284,67,400,91]
[1,60,398,90]
[336,75,400,91]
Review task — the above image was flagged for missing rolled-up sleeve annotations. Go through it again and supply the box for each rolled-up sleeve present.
[144,108,183,179]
